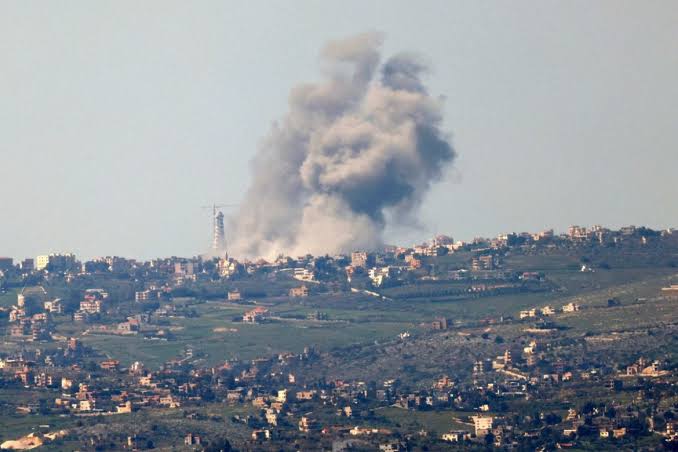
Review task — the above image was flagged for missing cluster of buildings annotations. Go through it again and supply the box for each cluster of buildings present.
[7,287,54,341]
[0,226,671,299]
[0,224,676,449]
[519,302,580,319]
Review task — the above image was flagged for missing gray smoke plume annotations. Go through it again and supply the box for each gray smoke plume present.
[230,32,456,259]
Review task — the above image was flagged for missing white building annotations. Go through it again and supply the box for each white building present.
[293,268,315,282]
[368,266,394,287]
[541,306,556,316]
[519,309,537,319]
[44,299,63,314]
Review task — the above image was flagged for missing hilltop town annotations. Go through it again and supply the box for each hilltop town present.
[1,224,678,450]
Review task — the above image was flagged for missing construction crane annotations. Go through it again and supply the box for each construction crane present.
[201,204,237,256]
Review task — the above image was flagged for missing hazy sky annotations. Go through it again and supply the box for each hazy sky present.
[1,1,677,260]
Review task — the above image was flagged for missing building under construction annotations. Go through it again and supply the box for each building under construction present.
[204,204,229,257]
[212,208,225,254]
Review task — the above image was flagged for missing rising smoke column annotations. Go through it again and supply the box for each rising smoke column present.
[230,32,456,259]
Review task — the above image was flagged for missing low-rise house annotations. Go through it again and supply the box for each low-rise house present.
[368,266,395,287]
[139,375,154,387]
[135,289,160,302]
[73,310,89,322]
[252,396,268,408]
[117,322,138,333]
[79,299,102,314]
[296,390,316,401]
[441,431,471,442]
[434,375,453,389]
[520,309,537,319]
[523,340,539,355]
[289,286,309,297]
[563,427,578,436]
[242,307,269,323]
[492,350,512,370]
[541,306,556,316]
[184,433,201,445]
[251,429,271,440]
[265,409,278,426]
[299,416,320,432]
[159,395,181,408]
[116,401,133,413]
[100,359,120,371]
[269,401,284,412]
[613,428,626,438]
[61,377,75,390]
[379,442,406,452]
[350,426,389,436]
[44,299,63,314]
[79,399,95,412]
[562,302,580,313]
[226,390,242,403]
[431,317,448,330]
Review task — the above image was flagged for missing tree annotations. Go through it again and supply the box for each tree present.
[204,437,232,452]
[544,412,562,425]
[582,401,597,415]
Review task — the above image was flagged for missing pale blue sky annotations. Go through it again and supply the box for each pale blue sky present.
[1,1,677,259]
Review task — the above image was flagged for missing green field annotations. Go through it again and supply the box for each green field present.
[80,300,411,367]
[5,253,675,374]
[375,407,474,435]
[68,264,678,368]
[0,288,18,308]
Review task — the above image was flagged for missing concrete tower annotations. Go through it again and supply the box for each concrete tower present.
[212,208,226,255]
[203,203,235,257]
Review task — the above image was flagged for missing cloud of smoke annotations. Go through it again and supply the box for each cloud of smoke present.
[230,32,456,259]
